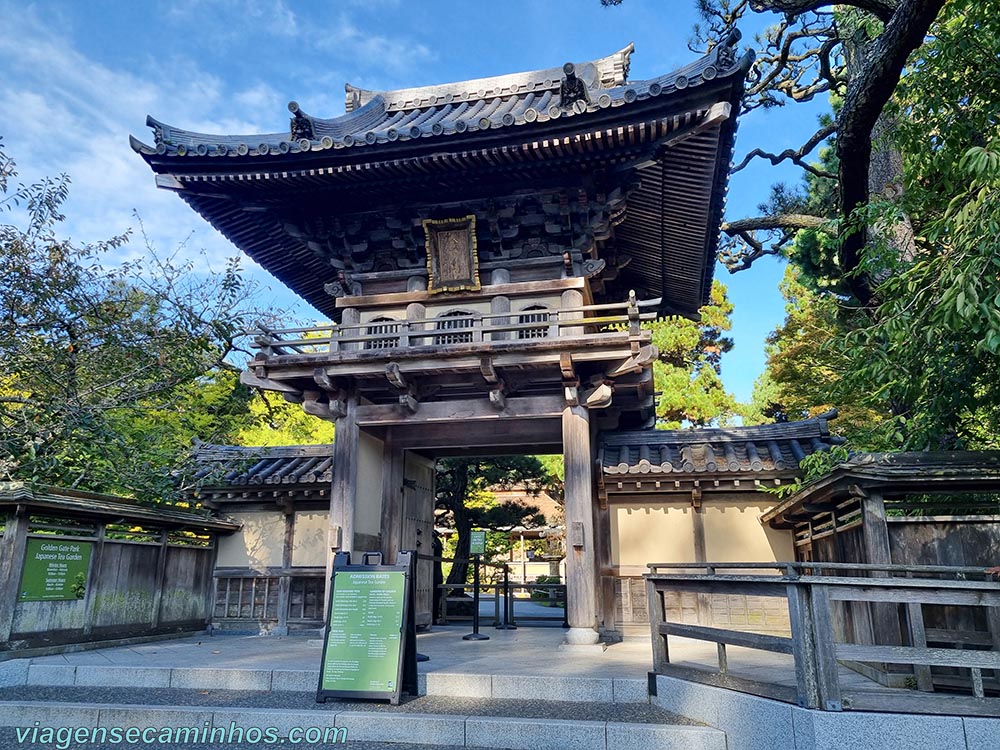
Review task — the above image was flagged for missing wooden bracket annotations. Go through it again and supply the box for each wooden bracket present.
[480,356,500,385]
[564,385,579,407]
[489,387,507,411]
[328,400,348,420]
[583,382,613,409]
[399,393,419,414]
[606,345,657,378]
[559,353,578,385]
[691,486,703,509]
[386,362,408,391]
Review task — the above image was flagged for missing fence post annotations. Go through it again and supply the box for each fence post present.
[81,522,106,636]
[786,581,821,709]
[810,583,844,710]
[462,555,489,641]
[646,578,669,672]
[149,528,170,629]
[0,508,29,644]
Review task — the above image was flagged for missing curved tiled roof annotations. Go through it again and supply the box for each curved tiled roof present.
[191,442,334,487]
[600,412,844,479]
[131,39,748,159]
[344,44,633,113]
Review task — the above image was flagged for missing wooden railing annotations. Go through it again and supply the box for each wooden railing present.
[646,562,1000,716]
[248,294,658,357]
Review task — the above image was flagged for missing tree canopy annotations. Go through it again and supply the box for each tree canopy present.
[0,139,303,499]
[712,0,1000,449]
[435,455,556,586]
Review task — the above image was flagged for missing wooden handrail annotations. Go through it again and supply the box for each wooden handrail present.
[246,294,659,354]
[646,566,1000,716]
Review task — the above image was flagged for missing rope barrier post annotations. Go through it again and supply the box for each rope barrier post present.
[496,562,516,630]
[462,554,489,641]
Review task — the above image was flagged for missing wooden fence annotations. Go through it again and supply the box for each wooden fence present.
[1,489,234,654]
[646,562,1000,716]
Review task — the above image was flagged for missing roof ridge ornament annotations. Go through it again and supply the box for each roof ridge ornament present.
[288,101,315,141]
[558,62,590,111]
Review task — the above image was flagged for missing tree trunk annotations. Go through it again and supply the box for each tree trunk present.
[446,502,473,588]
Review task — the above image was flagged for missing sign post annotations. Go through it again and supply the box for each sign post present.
[463,529,489,641]
[317,551,417,705]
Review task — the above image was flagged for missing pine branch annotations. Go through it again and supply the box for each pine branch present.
[731,122,838,177]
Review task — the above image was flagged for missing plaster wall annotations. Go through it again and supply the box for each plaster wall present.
[291,511,328,567]
[215,511,284,570]
[703,500,794,562]
[610,504,696,566]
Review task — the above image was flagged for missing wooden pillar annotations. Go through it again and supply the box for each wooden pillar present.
[0,507,29,643]
[379,436,406,564]
[149,527,169,629]
[490,295,510,342]
[276,508,294,634]
[325,395,359,611]
[562,403,599,644]
[860,489,903,648]
[593,498,617,636]
[341,308,360,351]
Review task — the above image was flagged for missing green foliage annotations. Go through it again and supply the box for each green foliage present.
[648,280,736,428]
[762,444,852,499]
[232,389,334,446]
[0,139,284,499]
[757,2,1000,451]
[435,455,557,586]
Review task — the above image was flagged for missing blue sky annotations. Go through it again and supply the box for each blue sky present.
[0,0,830,403]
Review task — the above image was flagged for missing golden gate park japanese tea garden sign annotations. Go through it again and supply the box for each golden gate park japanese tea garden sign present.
[317,552,417,705]
[19,538,92,601]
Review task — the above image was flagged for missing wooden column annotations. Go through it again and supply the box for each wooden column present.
[593,497,616,636]
[277,509,294,634]
[0,507,29,643]
[325,394,359,610]
[379,436,406,564]
[562,402,599,644]
[860,489,903,647]
[490,295,510,342]
[149,527,169,629]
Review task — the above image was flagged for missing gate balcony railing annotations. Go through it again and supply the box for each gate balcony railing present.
[247,294,658,358]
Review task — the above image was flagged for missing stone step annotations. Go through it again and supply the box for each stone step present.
[0,687,726,750]
[13,662,649,704]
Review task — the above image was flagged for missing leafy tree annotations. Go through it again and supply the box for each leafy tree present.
[435,456,554,587]
[0,139,281,499]
[232,388,334,446]
[648,280,737,427]
[751,1,1000,449]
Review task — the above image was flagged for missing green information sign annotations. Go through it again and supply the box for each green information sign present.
[19,538,93,602]
[318,562,414,704]
[469,529,487,556]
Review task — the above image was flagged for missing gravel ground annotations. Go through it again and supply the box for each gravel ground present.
[0,686,690,724]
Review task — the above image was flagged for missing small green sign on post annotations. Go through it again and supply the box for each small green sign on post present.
[469,529,487,556]
[19,538,93,602]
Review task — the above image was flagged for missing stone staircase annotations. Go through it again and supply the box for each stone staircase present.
[0,663,726,749]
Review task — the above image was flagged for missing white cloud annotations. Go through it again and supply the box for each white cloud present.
[164,0,298,38]
[0,6,305,313]
[318,13,436,77]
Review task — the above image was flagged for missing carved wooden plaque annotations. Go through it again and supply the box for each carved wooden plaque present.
[422,215,480,294]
